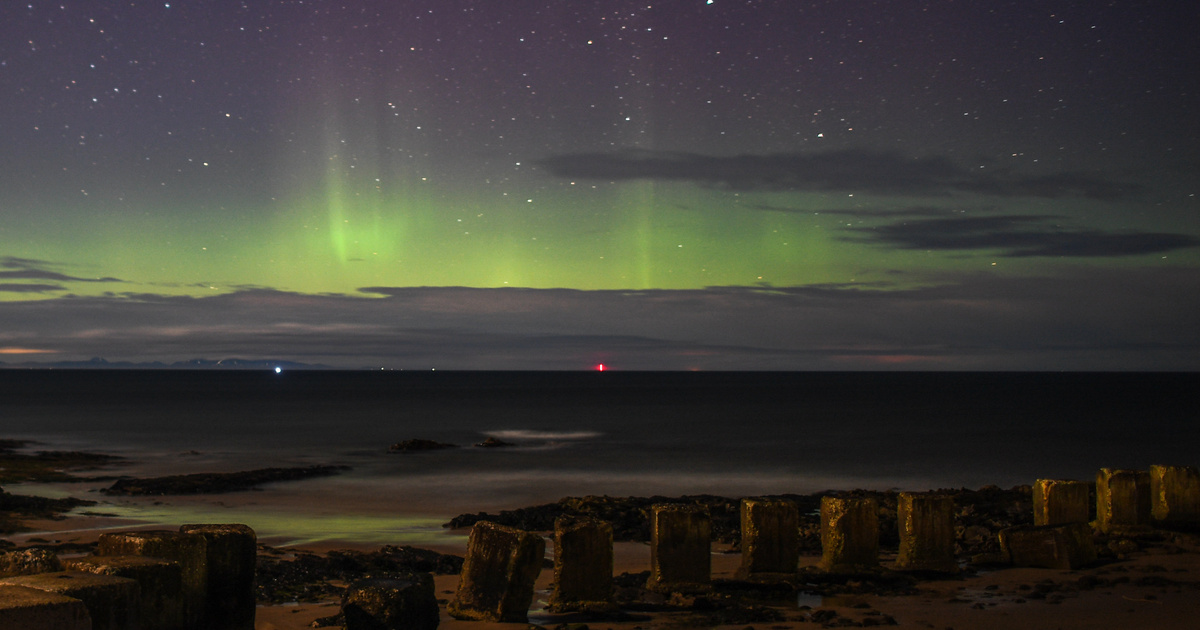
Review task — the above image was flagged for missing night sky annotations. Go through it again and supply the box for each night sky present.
[2,1,1197,369]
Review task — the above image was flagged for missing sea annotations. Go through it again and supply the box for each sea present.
[2,370,1197,547]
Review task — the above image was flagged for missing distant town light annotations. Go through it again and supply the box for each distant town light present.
[274,366,282,374]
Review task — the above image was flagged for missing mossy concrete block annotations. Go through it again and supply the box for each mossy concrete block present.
[737,498,799,580]
[180,523,256,630]
[646,504,711,593]
[342,574,439,630]
[999,522,1097,570]
[0,584,91,630]
[447,521,545,623]
[1032,479,1090,526]
[0,548,63,578]
[895,493,957,573]
[1096,468,1151,533]
[548,516,614,612]
[64,555,184,630]
[0,571,138,630]
[1149,465,1200,525]
[818,496,878,573]
[98,530,207,628]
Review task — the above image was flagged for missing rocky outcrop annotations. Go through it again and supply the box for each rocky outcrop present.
[101,465,350,496]
[388,439,459,453]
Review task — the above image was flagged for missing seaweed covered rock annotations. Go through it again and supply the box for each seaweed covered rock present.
[102,465,350,496]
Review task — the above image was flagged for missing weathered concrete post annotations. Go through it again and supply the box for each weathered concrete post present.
[895,493,957,573]
[447,521,545,623]
[0,572,139,630]
[548,516,614,612]
[98,530,207,629]
[65,555,185,630]
[736,498,799,580]
[818,496,878,572]
[342,574,439,630]
[0,584,92,630]
[1000,522,1097,569]
[1096,468,1151,533]
[646,504,712,593]
[1150,465,1200,525]
[1032,479,1090,526]
[180,524,257,630]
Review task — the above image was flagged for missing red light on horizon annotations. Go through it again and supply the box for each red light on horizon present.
[596,363,606,371]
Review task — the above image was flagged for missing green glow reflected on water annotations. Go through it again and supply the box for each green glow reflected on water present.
[66,502,464,549]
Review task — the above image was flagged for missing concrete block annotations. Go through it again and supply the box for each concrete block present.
[1096,468,1151,533]
[0,584,91,630]
[98,530,207,629]
[0,548,63,578]
[819,496,878,572]
[736,498,799,580]
[895,493,957,573]
[646,504,711,593]
[1150,465,1200,525]
[1032,479,1090,526]
[342,574,439,630]
[1000,522,1097,570]
[65,555,185,630]
[447,521,545,623]
[180,523,256,630]
[548,516,613,612]
[0,571,138,630]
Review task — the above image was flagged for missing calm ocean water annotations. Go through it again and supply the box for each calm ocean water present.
[3,370,1197,545]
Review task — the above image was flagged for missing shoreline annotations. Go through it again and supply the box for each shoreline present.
[5,485,1200,630]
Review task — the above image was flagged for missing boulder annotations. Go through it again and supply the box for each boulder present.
[342,574,439,630]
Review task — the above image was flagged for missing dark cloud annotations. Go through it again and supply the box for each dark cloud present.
[0,257,125,284]
[843,215,1200,257]
[0,283,66,293]
[751,204,961,218]
[536,149,1140,199]
[2,268,1197,370]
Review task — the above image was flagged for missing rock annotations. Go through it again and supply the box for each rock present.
[101,465,350,496]
[342,574,439,630]
[388,439,459,453]
[474,437,515,448]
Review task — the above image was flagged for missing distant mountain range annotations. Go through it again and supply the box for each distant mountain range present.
[0,357,335,370]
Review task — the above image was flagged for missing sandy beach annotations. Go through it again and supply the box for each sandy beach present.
[6,489,1200,630]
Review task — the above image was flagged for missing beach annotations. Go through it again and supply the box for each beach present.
[6,482,1200,630]
[2,370,1199,628]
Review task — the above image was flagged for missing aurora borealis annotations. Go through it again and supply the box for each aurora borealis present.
[2,1,1197,369]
